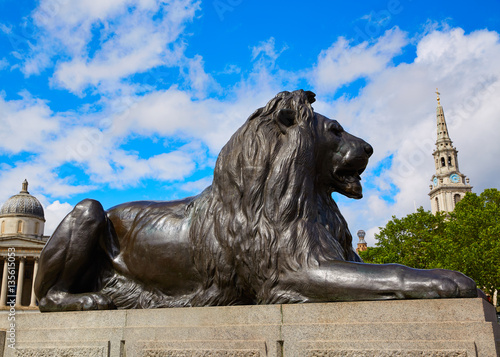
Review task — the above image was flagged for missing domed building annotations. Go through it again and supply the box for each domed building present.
[1,180,45,238]
[0,180,49,310]
[356,230,368,254]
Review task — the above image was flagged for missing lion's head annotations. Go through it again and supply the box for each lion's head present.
[213,89,372,201]
[191,89,372,303]
[312,110,373,199]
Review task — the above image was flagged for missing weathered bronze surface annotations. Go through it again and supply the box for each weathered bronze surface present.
[34,90,478,312]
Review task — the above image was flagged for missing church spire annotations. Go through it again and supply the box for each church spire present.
[429,90,472,214]
[435,88,451,144]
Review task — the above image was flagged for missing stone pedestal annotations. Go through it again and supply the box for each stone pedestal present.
[0,298,498,356]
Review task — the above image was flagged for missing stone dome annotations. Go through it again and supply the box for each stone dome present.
[0,180,45,220]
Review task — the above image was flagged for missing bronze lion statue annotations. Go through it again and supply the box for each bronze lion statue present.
[35,90,478,311]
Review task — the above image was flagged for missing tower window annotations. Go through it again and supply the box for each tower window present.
[35,222,39,235]
[435,197,440,212]
[17,220,23,233]
[441,157,445,167]
[448,156,452,166]
[454,194,461,206]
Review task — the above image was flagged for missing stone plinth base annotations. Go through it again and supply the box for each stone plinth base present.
[0,298,498,356]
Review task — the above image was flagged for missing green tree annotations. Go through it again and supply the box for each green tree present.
[441,189,500,296]
[359,189,500,296]
[360,207,446,269]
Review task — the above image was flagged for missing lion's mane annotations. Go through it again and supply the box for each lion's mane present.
[189,90,361,306]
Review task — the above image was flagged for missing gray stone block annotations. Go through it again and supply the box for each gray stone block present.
[0,298,498,357]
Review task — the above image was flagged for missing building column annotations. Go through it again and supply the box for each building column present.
[15,257,25,307]
[29,258,39,307]
[0,258,8,307]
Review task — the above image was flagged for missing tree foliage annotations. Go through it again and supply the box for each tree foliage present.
[359,189,500,296]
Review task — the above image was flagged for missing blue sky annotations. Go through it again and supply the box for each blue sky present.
[1,0,500,245]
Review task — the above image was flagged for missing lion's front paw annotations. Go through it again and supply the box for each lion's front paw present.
[39,291,115,312]
[432,269,477,298]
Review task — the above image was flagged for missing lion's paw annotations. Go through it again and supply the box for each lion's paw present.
[431,269,477,298]
[39,291,115,312]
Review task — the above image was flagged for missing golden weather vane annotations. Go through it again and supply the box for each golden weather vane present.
[435,88,441,105]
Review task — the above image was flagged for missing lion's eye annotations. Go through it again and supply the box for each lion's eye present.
[328,121,343,135]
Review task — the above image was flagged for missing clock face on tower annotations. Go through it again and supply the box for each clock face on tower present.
[450,174,460,183]
[433,177,438,186]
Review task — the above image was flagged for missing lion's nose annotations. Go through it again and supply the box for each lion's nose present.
[364,143,373,156]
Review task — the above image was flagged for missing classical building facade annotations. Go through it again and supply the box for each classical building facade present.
[0,180,48,310]
[428,90,472,215]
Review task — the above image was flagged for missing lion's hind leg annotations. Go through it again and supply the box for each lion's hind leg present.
[34,199,116,312]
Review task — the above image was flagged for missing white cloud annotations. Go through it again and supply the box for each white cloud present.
[180,176,212,194]
[44,200,73,236]
[0,58,8,70]
[93,144,203,187]
[220,64,241,75]
[415,28,499,70]
[34,118,207,188]
[312,27,408,92]
[182,55,218,98]
[32,0,162,57]
[0,93,60,153]
[0,23,11,34]
[251,37,288,63]
[249,38,293,87]
[25,0,201,94]
[111,86,274,154]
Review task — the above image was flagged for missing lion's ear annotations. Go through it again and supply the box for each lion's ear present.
[305,91,316,104]
[275,108,297,133]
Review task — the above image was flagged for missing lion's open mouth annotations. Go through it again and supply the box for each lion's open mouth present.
[331,166,366,199]
[333,167,365,182]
